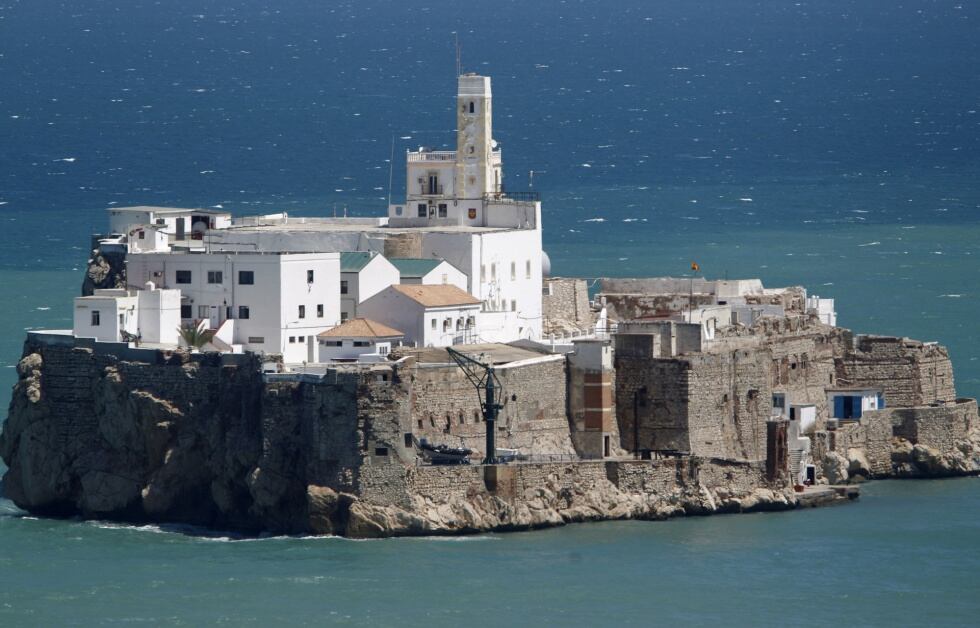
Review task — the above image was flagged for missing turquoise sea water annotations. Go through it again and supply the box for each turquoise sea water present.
[1,0,979,624]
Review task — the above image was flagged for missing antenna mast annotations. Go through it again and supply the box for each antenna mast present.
[386,135,395,210]
[454,33,461,77]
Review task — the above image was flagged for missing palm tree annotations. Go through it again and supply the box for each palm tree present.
[177,320,216,350]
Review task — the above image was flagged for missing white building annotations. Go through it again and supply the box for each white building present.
[339,251,401,321]
[827,388,884,421]
[125,250,341,362]
[390,257,467,289]
[192,73,543,343]
[73,284,181,345]
[359,284,481,347]
[317,318,404,363]
[108,206,231,243]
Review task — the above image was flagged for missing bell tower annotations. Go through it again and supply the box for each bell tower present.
[455,74,501,201]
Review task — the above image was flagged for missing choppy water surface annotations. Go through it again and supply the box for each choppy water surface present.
[1,0,978,624]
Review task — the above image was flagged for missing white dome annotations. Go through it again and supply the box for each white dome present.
[541,251,552,277]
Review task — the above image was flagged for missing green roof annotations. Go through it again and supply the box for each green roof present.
[340,251,377,272]
[390,257,442,278]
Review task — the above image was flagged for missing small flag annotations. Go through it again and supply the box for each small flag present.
[691,261,700,273]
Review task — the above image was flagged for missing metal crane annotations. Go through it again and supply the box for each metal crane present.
[445,346,502,465]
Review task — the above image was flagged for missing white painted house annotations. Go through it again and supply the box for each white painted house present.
[390,258,467,290]
[359,284,481,347]
[827,388,884,421]
[317,318,404,363]
[73,284,181,345]
[125,250,341,362]
[339,251,401,321]
[108,206,231,242]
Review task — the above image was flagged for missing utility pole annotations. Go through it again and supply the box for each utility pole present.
[446,347,503,465]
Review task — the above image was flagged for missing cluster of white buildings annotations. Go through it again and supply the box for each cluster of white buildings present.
[75,74,547,364]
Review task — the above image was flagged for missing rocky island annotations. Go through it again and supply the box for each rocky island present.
[2,73,977,538]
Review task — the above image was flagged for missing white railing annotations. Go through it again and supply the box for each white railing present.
[407,151,457,163]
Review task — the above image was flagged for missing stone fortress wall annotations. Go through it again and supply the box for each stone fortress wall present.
[3,297,979,537]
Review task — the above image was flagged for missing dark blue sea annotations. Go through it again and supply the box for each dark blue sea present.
[1,1,978,624]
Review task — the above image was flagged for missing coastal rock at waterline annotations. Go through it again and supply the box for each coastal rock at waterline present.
[822,452,850,485]
[847,448,872,481]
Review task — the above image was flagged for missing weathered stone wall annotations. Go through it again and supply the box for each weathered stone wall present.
[407,356,574,457]
[543,278,594,334]
[889,400,975,451]
[835,336,956,407]
[614,355,691,454]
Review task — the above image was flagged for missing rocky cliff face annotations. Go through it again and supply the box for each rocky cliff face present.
[0,339,815,537]
[2,337,974,538]
[82,250,126,296]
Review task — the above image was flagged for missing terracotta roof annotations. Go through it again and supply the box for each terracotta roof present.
[317,318,404,339]
[390,284,481,307]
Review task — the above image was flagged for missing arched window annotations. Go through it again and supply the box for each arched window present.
[469,101,475,114]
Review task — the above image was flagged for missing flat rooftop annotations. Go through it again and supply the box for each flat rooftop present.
[109,205,230,216]
[398,343,552,366]
[221,221,516,235]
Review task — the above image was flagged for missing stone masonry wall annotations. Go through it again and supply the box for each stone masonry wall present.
[407,357,574,457]
[543,278,594,334]
[836,336,956,407]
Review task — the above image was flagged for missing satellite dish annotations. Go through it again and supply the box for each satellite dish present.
[491,139,498,149]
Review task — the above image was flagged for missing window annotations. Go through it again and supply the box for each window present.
[526,260,531,279]
[438,203,447,217]
[417,203,427,218]
[317,304,324,318]
[466,316,475,328]
[379,345,389,356]
[321,340,341,347]
[510,262,516,280]
[404,433,413,447]
[175,270,192,284]
[138,231,145,240]
[207,271,223,284]
[511,300,517,312]
[340,280,348,295]
[428,174,439,195]
[247,336,264,344]
[180,304,192,319]
[289,336,296,344]
[298,305,306,319]
[443,318,451,332]
[238,270,254,285]
[491,263,496,280]
[469,101,475,114]
[481,265,486,282]
[91,310,101,326]
[340,312,349,322]
[441,273,448,284]
[307,270,314,284]
[431,318,437,330]
[198,305,210,318]
[374,447,389,457]
[353,341,370,347]
[238,306,250,319]
[298,336,305,343]
[456,318,463,331]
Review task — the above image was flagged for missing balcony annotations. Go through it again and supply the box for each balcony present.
[407,150,456,163]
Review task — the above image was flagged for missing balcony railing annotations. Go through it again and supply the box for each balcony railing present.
[407,150,456,163]
[484,186,540,203]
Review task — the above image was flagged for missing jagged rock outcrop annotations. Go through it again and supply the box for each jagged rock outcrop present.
[82,250,126,296]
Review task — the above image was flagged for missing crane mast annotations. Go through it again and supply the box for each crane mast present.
[445,347,502,465]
